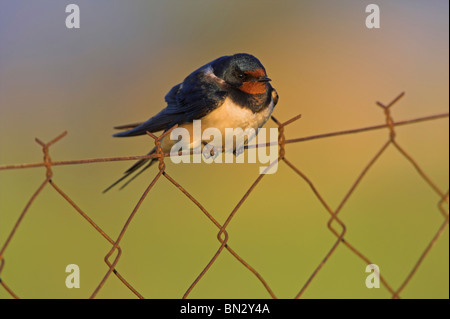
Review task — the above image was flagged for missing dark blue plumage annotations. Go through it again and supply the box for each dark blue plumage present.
[113,59,228,137]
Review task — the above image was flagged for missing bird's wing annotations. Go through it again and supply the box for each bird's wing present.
[113,70,227,137]
[113,84,182,137]
[114,122,144,130]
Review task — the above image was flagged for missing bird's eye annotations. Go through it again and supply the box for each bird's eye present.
[237,73,245,80]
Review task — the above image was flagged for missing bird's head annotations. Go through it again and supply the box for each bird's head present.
[212,53,271,94]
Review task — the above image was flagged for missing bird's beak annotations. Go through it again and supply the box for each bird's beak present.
[256,76,271,82]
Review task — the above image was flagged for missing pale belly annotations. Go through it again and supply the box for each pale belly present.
[160,97,275,153]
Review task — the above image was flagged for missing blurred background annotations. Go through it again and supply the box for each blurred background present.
[0,0,448,299]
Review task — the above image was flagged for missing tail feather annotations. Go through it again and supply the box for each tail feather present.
[118,160,157,190]
[103,147,157,193]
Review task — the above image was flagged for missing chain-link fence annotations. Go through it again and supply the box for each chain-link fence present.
[0,92,448,299]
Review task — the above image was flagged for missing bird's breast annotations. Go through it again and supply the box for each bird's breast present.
[202,96,274,134]
[160,96,275,153]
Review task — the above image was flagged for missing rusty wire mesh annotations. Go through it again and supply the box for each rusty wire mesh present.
[0,92,448,299]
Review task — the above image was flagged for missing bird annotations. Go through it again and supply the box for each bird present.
[104,53,279,192]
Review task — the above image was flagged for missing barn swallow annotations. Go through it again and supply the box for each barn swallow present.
[104,53,279,192]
